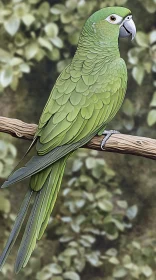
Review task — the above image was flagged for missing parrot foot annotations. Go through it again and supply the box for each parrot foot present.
[101,130,120,150]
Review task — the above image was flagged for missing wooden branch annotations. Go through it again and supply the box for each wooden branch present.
[0,116,156,160]
[0,117,37,140]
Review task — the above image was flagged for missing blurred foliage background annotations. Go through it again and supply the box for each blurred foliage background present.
[0,0,156,279]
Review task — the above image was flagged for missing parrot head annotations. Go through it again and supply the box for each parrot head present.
[85,7,136,42]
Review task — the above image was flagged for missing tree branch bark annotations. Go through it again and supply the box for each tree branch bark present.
[0,116,156,160]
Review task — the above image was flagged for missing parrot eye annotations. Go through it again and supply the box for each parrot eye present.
[110,15,116,21]
[105,14,123,25]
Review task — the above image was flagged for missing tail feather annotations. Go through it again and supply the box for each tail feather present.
[14,157,67,273]
[0,190,33,270]
[15,190,42,273]
[38,157,66,239]
[0,139,75,273]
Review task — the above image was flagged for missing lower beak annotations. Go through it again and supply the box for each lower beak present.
[119,18,136,40]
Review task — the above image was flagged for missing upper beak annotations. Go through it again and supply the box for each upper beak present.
[119,17,136,40]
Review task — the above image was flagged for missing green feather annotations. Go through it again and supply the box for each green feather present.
[81,103,94,119]
[56,92,71,105]
[53,111,68,125]
[76,78,88,93]
[70,92,82,106]
[65,80,76,94]
[67,107,80,122]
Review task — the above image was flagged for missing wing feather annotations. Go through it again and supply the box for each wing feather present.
[35,58,127,156]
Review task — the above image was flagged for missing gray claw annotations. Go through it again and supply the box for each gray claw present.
[101,130,120,150]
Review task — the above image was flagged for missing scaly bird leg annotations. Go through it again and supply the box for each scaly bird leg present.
[101,130,120,150]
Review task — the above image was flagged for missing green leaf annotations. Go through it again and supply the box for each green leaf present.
[63,271,80,280]
[25,42,39,60]
[136,32,149,48]
[10,76,19,91]
[149,30,156,45]
[4,16,20,36]
[113,268,127,278]
[83,192,94,202]
[48,263,62,275]
[0,67,13,87]
[66,0,77,10]
[142,265,153,277]
[35,48,46,62]
[79,238,91,248]
[63,248,77,257]
[122,99,134,117]
[51,37,63,48]
[72,159,83,172]
[104,166,116,177]
[10,57,23,66]
[57,59,70,73]
[86,252,102,267]
[98,200,113,212]
[14,33,26,47]
[36,267,52,280]
[95,188,111,199]
[147,110,156,126]
[132,241,141,250]
[71,222,80,233]
[109,257,120,265]
[126,205,138,220]
[14,3,28,18]
[75,199,85,208]
[105,248,118,257]
[150,92,156,107]
[59,236,73,243]
[0,48,12,63]
[85,157,96,169]
[38,37,53,51]
[117,200,128,209]
[19,63,31,73]
[92,166,103,179]
[128,48,139,65]
[38,2,50,18]
[22,14,35,26]
[36,264,62,280]
[123,119,135,131]
[81,235,95,244]
[112,219,124,231]
[50,4,66,15]
[61,12,73,24]
[0,9,12,17]
[47,48,60,61]
[132,66,145,85]
[68,32,80,45]
[45,23,58,38]
[78,0,89,15]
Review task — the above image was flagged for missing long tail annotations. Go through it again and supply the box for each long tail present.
[0,156,67,273]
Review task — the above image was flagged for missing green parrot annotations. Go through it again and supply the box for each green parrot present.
[0,6,136,273]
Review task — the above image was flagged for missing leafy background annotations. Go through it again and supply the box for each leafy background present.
[0,0,156,279]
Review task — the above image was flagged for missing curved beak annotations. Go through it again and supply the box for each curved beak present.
[119,16,136,40]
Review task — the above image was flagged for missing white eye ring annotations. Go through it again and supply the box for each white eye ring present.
[105,14,123,25]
